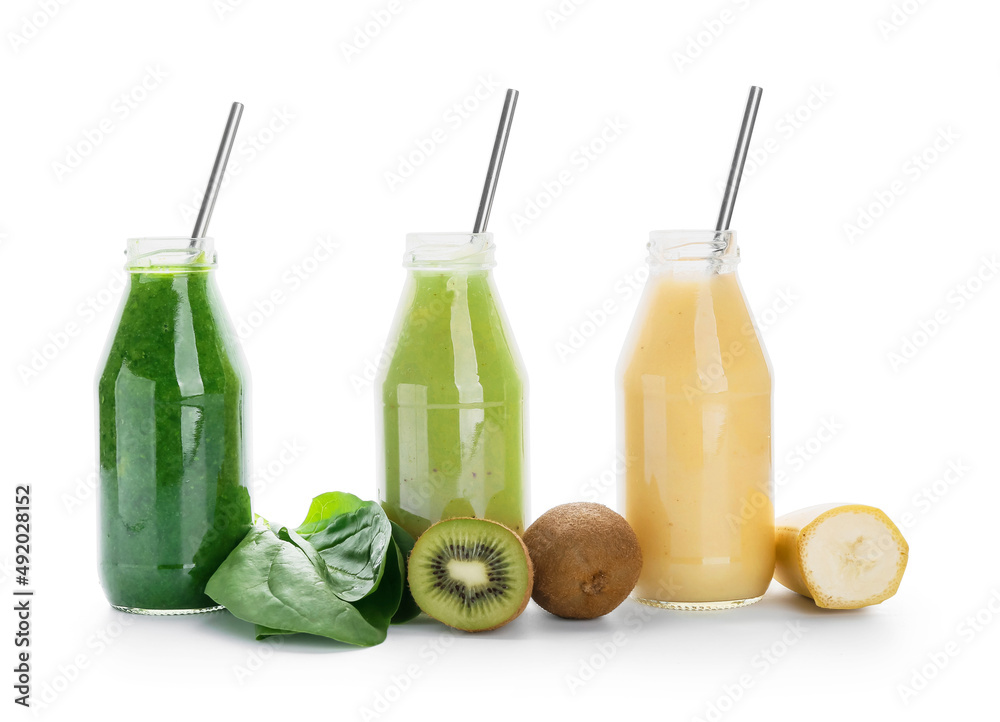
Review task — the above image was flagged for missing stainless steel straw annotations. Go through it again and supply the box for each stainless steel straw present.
[472,89,519,233]
[716,86,762,232]
[190,102,244,242]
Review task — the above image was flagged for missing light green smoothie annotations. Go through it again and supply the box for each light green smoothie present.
[376,234,527,539]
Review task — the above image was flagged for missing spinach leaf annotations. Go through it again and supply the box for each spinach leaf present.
[295,492,391,603]
[254,533,408,640]
[253,529,411,640]
[209,495,422,646]
[350,538,403,629]
[296,491,366,530]
[253,625,293,640]
[389,522,421,624]
[205,520,387,647]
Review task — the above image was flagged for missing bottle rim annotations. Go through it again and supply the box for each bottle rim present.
[404,232,495,268]
[125,237,217,271]
[647,230,739,265]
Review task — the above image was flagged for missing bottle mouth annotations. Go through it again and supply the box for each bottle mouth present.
[647,230,739,266]
[126,237,217,271]
[404,232,495,269]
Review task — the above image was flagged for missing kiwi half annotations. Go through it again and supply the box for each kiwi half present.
[407,518,533,632]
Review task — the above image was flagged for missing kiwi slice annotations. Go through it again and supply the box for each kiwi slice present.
[408,518,533,632]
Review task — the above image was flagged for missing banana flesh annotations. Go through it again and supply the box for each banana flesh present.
[774,504,908,609]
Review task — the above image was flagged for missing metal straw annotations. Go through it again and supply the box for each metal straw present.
[190,102,244,243]
[472,89,519,233]
[715,86,762,232]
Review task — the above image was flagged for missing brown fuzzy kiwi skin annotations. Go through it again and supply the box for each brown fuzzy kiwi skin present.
[407,517,534,633]
[523,503,642,620]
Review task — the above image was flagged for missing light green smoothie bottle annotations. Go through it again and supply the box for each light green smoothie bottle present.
[376,232,528,539]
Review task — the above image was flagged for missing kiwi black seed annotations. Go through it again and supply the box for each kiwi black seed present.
[523,502,642,619]
[407,518,533,632]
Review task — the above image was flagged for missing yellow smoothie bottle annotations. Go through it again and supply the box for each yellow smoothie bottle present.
[616,230,774,609]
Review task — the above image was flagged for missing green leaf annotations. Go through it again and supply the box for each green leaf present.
[297,491,367,531]
[254,625,295,640]
[205,521,387,647]
[295,492,391,602]
[350,538,403,629]
[389,522,421,624]
[253,535,408,639]
[208,495,423,646]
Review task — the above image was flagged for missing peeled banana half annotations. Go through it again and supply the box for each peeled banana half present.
[774,504,909,609]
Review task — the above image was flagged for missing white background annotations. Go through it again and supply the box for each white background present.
[2,0,997,719]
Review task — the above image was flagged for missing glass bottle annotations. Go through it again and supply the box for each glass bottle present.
[376,232,528,539]
[617,230,774,610]
[96,237,252,614]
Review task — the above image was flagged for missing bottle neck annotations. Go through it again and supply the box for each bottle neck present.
[403,232,496,272]
[646,230,740,277]
[407,266,493,277]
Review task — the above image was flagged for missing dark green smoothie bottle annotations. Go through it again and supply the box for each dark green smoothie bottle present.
[96,237,251,614]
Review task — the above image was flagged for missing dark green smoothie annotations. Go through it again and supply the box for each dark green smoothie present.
[97,240,251,613]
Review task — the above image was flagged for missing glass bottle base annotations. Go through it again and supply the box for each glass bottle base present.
[111,604,225,616]
[632,594,764,611]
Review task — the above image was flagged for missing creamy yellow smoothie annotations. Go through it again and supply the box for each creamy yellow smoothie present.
[617,231,774,609]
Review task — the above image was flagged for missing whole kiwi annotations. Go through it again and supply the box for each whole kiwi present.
[523,502,642,619]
